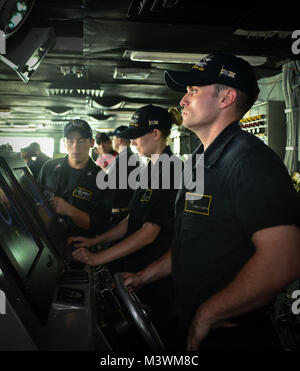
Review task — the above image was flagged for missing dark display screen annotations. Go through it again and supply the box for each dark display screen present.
[0,155,68,262]
[0,177,40,282]
[11,166,68,262]
[13,167,55,230]
[0,154,62,325]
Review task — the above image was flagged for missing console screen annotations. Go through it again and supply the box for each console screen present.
[0,176,40,282]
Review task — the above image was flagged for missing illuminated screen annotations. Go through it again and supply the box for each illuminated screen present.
[0,177,40,282]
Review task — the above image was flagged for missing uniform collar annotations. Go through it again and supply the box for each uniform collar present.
[147,145,173,164]
[195,121,241,168]
[145,145,173,174]
[162,145,173,156]
[63,155,95,174]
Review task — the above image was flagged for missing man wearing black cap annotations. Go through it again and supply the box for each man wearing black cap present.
[38,119,111,238]
[95,132,118,170]
[123,54,300,351]
[26,142,50,180]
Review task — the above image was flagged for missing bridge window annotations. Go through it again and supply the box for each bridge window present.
[0,137,54,157]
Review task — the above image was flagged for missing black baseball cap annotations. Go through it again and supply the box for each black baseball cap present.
[120,105,172,139]
[28,142,40,153]
[164,53,260,98]
[110,125,129,138]
[64,119,93,139]
[95,132,111,144]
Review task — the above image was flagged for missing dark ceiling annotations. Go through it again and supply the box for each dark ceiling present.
[0,0,299,136]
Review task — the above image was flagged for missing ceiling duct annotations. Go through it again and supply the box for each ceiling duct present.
[0,123,38,132]
[103,110,135,117]
[89,114,112,121]
[94,97,127,108]
[87,98,126,110]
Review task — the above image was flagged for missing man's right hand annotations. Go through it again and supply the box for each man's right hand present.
[121,272,145,292]
[67,236,98,248]
[121,249,172,293]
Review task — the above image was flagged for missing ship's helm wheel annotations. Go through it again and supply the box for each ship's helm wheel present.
[113,272,165,350]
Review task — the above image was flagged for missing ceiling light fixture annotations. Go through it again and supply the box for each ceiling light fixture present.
[103,110,134,116]
[60,65,87,78]
[113,67,151,80]
[0,0,35,38]
[124,50,267,66]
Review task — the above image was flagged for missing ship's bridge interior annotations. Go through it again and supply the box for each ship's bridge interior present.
[0,0,299,355]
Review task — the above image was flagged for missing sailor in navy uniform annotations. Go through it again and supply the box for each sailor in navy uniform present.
[38,119,111,238]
